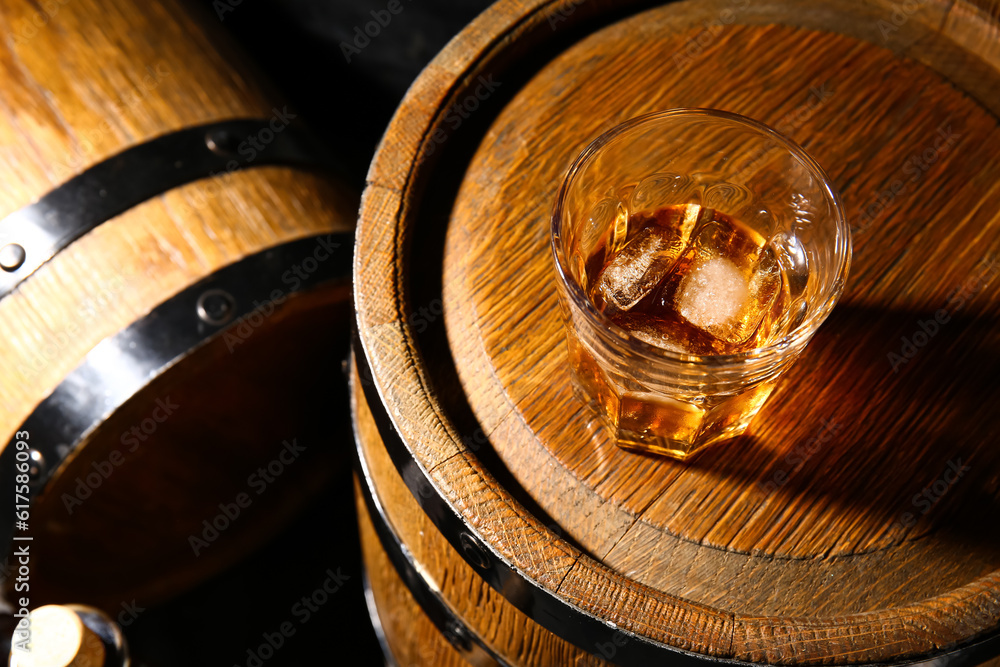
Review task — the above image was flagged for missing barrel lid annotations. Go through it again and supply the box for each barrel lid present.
[355,0,1000,663]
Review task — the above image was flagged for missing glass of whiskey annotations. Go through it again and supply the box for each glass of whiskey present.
[551,109,851,460]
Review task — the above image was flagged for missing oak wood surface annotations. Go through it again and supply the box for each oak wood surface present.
[449,10,1000,600]
[356,481,471,667]
[355,0,1000,663]
[353,371,620,666]
[0,0,357,606]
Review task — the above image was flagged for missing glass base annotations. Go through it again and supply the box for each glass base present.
[613,419,751,460]
[568,335,776,460]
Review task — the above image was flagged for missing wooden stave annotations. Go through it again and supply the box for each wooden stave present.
[352,352,623,667]
[0,0,357,607]
[352,355,1000,667]
[15,237,354,607]
[353,0,1000,663]
[357,489,472,667]
[0,0,355,445]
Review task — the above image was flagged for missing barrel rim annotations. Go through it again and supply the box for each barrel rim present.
[353,0,1000,662]
[354,344,773,667]
[355,347,1000,666]
[0,232,353,599]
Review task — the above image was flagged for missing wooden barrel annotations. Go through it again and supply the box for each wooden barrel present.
[0,0,356,610]
[352,0,1000,664]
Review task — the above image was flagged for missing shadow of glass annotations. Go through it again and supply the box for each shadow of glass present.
[683,300,1000,554]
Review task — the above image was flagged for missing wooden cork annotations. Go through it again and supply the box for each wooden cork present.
[8,606,106,667]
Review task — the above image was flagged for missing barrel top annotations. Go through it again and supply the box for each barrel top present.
[355,0,1000,662]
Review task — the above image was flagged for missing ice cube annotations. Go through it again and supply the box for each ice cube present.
[612,312,690,354]
[590,226,682,315]
[762,233,806,338]
[676,258,749,330]
[589,204,703,316]
[675,249,782,346]
[744,247,782,344]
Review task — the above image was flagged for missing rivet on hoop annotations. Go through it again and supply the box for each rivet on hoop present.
[459,532,491,571]
[0,243,27,272]
[27,449,47,485]
[205,129,241,157]
[196,289,236,326]
[443,620,472,651]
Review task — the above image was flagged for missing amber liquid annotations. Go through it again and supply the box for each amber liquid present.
[569,203,792,458]
[584,203,791,355]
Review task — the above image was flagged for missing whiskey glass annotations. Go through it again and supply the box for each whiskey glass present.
[551,109,851,459]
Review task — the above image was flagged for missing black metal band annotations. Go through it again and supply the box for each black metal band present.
[351,334,722,667]
[352,386,511,667]
[0,232,352,561]
[0,118,338,299]
[351,335,1000,667]
[362,573,398,667]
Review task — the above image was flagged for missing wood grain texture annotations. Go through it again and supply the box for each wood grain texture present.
[355,0,1000,663]
[353,363,621,666]
[356,480,471,667]
[28,287,353,608]
[0,0,273,216]
[944,0,1000,73]
[449,7,999,575]
[0,0,357,606]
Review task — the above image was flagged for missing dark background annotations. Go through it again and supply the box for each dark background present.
[123,1,493,665]
[204,0,496,190]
